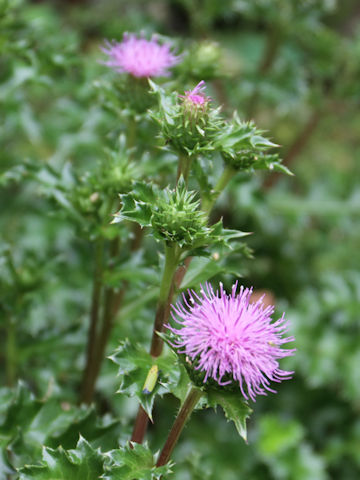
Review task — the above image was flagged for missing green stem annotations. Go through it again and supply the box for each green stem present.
[176,153,192,186]
[131,243,181,443]
[6,318,17,386]
[202,165,236,216]
[131,166,234,444]
[157,387,203,467]
[150,244,181,357]
[80,237,104,404]
[127,116,137,150]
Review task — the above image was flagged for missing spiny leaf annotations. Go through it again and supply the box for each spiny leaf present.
[207,391,252,442]
[19,436,105,480]
[112,181,157,227]
[103,443,173,480]
[0,383,120,472]
[109,340,186,421]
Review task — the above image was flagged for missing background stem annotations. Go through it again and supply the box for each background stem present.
[6,318,17,387]
[246,26,281,118]
[80,237,104,404]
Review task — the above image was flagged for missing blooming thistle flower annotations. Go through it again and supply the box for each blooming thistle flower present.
[101,33,180,78]
[167,282,295,402]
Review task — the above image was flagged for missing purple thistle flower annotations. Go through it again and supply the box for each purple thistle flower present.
[179,80,211,106]
[167,282,295,402]
[101,33,180,78]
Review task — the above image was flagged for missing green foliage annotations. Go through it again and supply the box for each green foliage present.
[109,340,187,420]
[0,384,121,473]
[257,415,327,480]
[207,391,252,442]
[103,443,173,480]
[19,437,104,480]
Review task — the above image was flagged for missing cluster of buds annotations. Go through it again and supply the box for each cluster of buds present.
[70,137,135,220]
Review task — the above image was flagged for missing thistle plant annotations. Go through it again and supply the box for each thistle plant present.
[1,4,299,475]
[2,1,359,478]
[104,49,294,453]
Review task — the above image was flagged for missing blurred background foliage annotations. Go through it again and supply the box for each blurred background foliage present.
[1,0,360,478]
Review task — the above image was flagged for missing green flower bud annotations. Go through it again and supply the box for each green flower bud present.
[100,137,138,196]
[181,41,222,80]
[151,183,209,248]
[215,114,280,172]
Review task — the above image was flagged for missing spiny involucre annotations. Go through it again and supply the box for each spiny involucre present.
[151,186,209,248]
[167,282,295,401]
[151,80,223,156]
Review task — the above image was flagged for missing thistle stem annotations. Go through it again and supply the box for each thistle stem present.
[202,165,236,216]
[131,243,180,443]
[127,116,137,150]
[157,387,203,467]
[176,153,192,186]
[150,244,180,357]
[131,164,234,443]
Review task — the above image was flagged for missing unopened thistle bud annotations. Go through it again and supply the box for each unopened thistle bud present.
[182,41,222,80]
[215,114,279,172]
[151,184,210,248]
[151,80,223,156]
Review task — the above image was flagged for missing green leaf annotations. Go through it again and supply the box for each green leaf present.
[103,443,172,480]
[208,221,250,250]
[112,181,157,227]
[207,391,252,442]
[0,383,120,472]
[112,193,152,227]
[109,340,186,421]
[254,154,294,176]
[180,256,227,290]
[19,436,105,480]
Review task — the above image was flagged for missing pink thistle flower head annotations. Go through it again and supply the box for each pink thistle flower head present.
[179,80,211,108]
[101,33,180,78]
[167,282,295,402]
